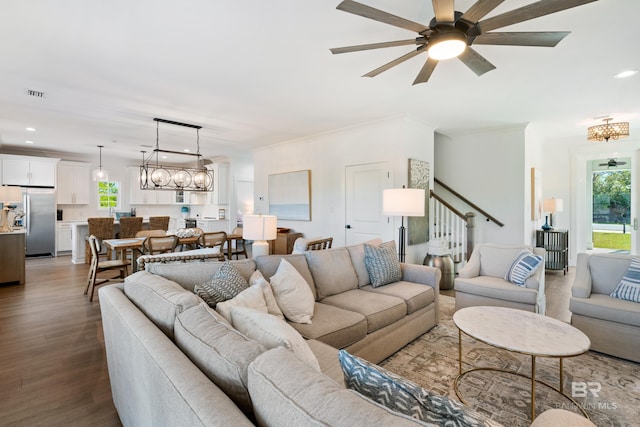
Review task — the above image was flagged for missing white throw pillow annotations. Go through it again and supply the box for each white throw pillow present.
[215,285,269,323]
[269,258,315,324]
[249,270,285,320]
[230,306,321,371]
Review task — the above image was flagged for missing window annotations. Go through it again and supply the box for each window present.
[97,181,120,210]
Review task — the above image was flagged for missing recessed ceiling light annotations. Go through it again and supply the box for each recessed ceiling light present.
[25,140,34,144]
[614,70,638,79]
[161,155,168,159]
[184,149,191,152]
[25,127,36,132]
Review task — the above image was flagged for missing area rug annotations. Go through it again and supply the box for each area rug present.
[379,295,639,427]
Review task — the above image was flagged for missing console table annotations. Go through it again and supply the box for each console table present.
[536,229,568,274]
[269,231,302,254]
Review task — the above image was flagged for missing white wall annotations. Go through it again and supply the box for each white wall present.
[253,114,436,264]
[434,124,529,245]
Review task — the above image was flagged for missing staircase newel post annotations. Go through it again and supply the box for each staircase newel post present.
[465,212,476,261]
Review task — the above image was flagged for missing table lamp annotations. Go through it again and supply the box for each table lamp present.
[243,214,277,258]
[383,186,426,262]
[542,198,563,231]
[0,185,23,232]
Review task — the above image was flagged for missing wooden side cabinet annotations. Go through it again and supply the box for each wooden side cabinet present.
[0,232,26,285]
[269,232,303,255]
[536,229,568,275]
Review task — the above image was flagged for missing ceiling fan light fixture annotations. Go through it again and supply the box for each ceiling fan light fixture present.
[587,118,630,142]
[427,31,466,60]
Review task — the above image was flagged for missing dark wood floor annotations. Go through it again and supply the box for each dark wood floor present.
[0,256,576,426]
[0,256,122,426]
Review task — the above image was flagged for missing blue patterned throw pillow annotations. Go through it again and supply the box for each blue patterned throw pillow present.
[504,250,544,287]
[364,241,402,287]
[338,350,499,427]
[610,257,640,303]
[194,262,249,308]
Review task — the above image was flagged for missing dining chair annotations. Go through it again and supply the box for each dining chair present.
[305,237,334,251]
[119,216,143,238]
[86,217,115,263]
[148,216,170,231]
[199,231,227,254]
[84,235,129,302]
[225,227,248,259]
[135,229,167,254]
[146,235,178,255]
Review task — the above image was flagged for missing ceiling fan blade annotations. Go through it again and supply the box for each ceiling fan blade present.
[462,0,506,22]
[457,47,496,76]
[432,0,455,22]
[363,48,424,78]
[474,31,570,47]
[413,57,439,85]
[479,0,598,32]
[331,39,419,54]
[336,0,429,33]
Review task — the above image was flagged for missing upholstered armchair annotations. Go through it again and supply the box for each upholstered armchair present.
[454,243,546,314]
[570,252,640,363]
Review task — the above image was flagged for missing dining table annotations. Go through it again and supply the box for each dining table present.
[102,237,147,274]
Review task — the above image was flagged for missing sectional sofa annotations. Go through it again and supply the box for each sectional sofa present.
[99,242,593,426]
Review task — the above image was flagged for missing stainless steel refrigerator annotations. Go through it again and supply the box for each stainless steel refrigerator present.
[16,187,56,257]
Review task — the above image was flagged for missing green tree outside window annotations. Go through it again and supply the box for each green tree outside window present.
[98,181,120,210]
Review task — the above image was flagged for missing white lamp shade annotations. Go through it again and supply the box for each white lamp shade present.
[383,188,425,217]
[243,215,278,241]
[0,186,22,203]
[543,198,563,213]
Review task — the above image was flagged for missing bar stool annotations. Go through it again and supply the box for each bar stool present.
[149,216,170,231]
[86,217,115,263]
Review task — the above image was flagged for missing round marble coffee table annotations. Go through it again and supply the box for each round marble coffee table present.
[453,306,591,420]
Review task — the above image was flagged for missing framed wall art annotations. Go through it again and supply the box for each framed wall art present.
[408,159,429,245]
[268,170,311,221]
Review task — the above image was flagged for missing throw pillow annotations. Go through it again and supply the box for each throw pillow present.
[504,250,544,287]
[215,284,269,323]
[269,258,315,324]
[230,306,321,371]
[338,350,498,427]
[249,270,285,319]
[193,261,248,308]
[364,241,402,287]
[610,257,640,303]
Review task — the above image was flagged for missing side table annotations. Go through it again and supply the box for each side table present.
[536,229,568,274]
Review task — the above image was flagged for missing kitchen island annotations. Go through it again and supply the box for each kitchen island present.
[0,230,26,285]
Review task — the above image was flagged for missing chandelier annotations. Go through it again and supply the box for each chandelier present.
[587,118,630,142]
[140,118,213,192]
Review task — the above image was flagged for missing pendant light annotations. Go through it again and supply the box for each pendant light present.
[92,145,109,181]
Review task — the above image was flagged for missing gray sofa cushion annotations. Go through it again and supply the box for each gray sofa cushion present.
[174,302,266,415]
[360,281,434,315]
[346,239,383,287]
[570,294,640,327]
[589,254,633,295]
[124,271,201,339]
[307,339,345,387]
[306,247,358,299]
[255,254,317,300]
[247,347,431,427]
[321,289,407,333]
[455,275,538,305]
[145,259,256,291]
[290,302,367,349]
[478,244,532,278]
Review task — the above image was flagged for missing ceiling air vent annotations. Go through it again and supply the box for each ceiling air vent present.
[25,89,47,98]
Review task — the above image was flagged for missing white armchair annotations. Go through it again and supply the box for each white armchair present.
[454,243,546,314]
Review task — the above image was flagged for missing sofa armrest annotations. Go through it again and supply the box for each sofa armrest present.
[400,263,441,291]
[572,253,592,298]
[457,247,480,278]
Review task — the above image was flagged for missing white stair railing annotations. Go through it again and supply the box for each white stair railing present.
[430,197,466,264]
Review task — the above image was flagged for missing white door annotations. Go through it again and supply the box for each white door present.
[345,162,393,245]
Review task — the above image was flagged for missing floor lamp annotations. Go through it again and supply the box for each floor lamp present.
[243,214,277,258]
[0,185,23,233]
[383,187,426,262]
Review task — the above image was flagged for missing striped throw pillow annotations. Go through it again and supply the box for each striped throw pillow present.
[194,262,249,308]
[364,241,401,287]
[610,257,640,303]
[504,250,544,287]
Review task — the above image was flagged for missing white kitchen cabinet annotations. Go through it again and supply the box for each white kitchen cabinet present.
[56,222,73,253]
[2,155,58,186]
[57,162,90,204]
[207,162,229,205]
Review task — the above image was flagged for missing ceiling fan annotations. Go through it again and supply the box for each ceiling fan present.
[599,158,627,168]
[330,0,599,85]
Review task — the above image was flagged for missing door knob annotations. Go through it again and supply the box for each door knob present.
[345,224,352,229]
